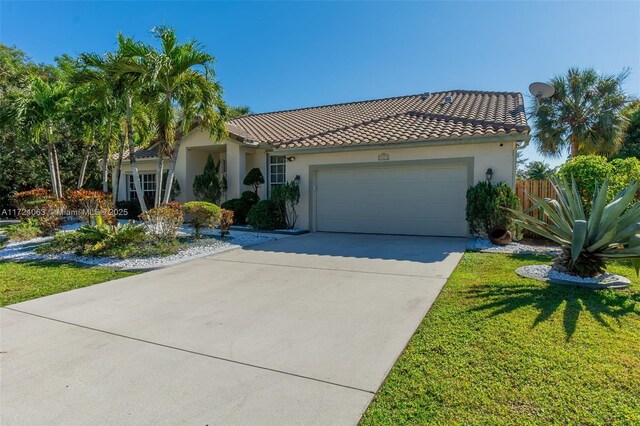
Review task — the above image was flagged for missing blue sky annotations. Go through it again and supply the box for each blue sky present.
[2,1,639,167]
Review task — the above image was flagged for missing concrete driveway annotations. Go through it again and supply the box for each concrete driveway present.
[1,232,465,425]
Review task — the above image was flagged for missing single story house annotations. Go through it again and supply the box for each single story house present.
[115,90,530,237]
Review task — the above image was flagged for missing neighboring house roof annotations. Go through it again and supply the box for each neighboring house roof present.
[227,90,530,150]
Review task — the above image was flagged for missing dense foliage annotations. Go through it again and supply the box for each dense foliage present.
[616,100,640,159]
[36,220,178,258]
[558,155,640,204]
[65,189,114,224]
[193,154,226,204]
[511,177,640,277]
[270,181,301,229]
[247,199,284,230]
[183,201,221,237]
[221,191,260,225]
[466,181,520,236]
[3,219,44,241]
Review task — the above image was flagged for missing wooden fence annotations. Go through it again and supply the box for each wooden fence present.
[515,179,557,238]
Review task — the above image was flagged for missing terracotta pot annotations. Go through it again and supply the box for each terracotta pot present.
[489,227,512,245]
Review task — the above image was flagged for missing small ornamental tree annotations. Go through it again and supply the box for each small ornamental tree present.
[183,201,221,238]
[193,154,226,204]
[243,168,265,194]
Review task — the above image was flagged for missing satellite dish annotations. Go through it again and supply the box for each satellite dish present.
[529,82,555,99]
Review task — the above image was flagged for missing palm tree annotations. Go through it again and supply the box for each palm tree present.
[531,67,629,158]
[6,77,68,197]
[126,26,227,206]
[524,161,553,180]
[81,35,153,211]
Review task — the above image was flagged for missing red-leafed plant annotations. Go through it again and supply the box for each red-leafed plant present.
[65,189,114,224]
[219,209,234,237]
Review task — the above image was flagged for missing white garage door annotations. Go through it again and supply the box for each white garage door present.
[315,162,469,237]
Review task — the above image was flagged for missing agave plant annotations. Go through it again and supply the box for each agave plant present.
[510,177,640,277]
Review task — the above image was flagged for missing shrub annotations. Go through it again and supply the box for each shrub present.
[116,200,142,219]
[140,203,184,242]
[193,154,226,204]
[243,168,265,194]
[558,155,614,204]
[36,221,178,258]
[221,192,259,225]
[511,177,640,277]
[219,209,234,237]
[241,190,260,205]
[466,181,520,236]
[610,157,640,198]
[38,199,65,234]
[4,218,44,241]
[13,189,54,214]
[221,199,249,225]
[247,200,284,230]
[271,181,301,229]
[65,189,114,225]
[183,201,221,238]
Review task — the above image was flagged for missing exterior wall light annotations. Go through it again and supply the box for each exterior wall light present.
[286,156,296,162]
[294,175,301,182]
[486,168,494,182]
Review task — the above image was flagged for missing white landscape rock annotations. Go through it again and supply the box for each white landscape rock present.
[467,237,561,255]
[516,264,630,289]
[0,224,277,271]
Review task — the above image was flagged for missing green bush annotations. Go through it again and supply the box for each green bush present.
[4,218,44,241]
[247,200,284,230]
[558,155,640,204]
[36,222,178,258]
[183,201,221,237]
[221,191,260,225]
[558,156,613,204]
[271,181,301,229]
[466,181,520,236]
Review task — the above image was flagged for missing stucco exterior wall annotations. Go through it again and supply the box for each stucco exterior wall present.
[284,140,517,231]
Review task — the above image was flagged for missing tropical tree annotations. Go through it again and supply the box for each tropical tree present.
[523,161,553,180]
[125,26,227,207]
[531,68,629,159]
[615,100,640,159]
[4,76,68,197]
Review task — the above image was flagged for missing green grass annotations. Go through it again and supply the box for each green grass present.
[0,261,137,306]
[361,253,640,425]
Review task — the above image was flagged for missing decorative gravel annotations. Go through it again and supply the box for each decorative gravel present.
[467,237,561,255]
[516,265,630,289]
[0,225,276,271]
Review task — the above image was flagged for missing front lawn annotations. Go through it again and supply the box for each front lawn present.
[0,261,137,306]
[361,253,640,425]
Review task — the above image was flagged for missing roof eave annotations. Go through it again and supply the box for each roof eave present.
[273,133,530,155]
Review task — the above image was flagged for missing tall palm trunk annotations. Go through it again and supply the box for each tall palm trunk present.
[570,135,580,158]
[46,141,58,196]
[154,142,164,207]
[100,129,109,192]
[113,130,126,204]
[78,138,94,189]
[52,143,63,198]
[126,96,148,212]
[162,138,181,204]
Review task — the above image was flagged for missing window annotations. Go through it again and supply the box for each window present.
[128,173,156,203]
[269,155,286,190]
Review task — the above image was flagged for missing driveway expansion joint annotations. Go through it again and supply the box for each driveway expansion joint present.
[204,257,452,280]
[2,307,375,395]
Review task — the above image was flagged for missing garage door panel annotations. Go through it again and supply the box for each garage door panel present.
[315,163,468,237]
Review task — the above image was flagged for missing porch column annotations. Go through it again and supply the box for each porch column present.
[226,141,242,199]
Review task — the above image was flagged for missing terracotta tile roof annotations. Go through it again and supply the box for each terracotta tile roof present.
[118,143,160,160]
[227,90,530,150]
